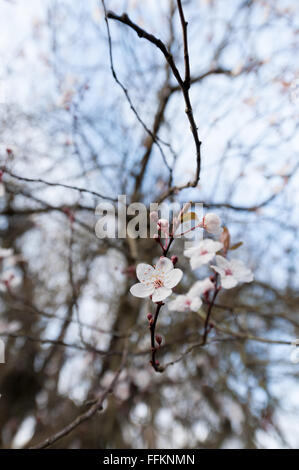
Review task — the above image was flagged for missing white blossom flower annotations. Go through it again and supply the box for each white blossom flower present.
[211,255,253,289]
[130,257,183,303]
[202,213,221,234]
[168,277,214,312]
[184,239,223,269]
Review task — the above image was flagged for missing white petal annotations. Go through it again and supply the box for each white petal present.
[152,287,172,302]
[199,239,222,252]
[211,265,225,277]
[189,278,214,297]
[184,245,199,258]
[221,275,238,289]
[164,268,183,288]
[155,257,173,274]
[190,253,214,270]
[200,278,215,293]
[241,271,254,283]
[215,255,231,269]
[204,213,221,234]
[136,263,155,282]
[230,259,253,283]
[190,296,203,312]
[230,259,247,272]
[208,240,223,252]
[168,295,189,312]
[130,282,154,298]
[185,240,222,259]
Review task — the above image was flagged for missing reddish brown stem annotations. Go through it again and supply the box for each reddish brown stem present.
[202,274,219,345]
[149,302,164,372]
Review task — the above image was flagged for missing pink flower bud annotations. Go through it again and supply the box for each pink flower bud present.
[171,255,178,266]
[155,334,162,346]
[147,313,153,322]
[202,213,221,234]
[157,218,169,235]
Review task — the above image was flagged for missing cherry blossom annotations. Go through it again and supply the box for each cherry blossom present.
[130,256,183,302]
[184,239,223,269]
[168,277,214,312]
[211,255,253,289]
[202,213,221,234]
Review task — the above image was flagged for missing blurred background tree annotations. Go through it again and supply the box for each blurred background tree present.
[0,0,298,449]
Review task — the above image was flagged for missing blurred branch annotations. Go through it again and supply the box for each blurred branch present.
[3,169,117,202]
[0,331,121,356]
[30,342,128,449]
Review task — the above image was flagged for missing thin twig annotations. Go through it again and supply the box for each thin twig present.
[149,302,164,372]
[106,7,202,186]
[3,169,117,202]
[101,0,172,175]
[177,0,190,88]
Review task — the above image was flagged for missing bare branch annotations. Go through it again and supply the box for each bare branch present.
[30,344,128,449]
[106,8,202,188]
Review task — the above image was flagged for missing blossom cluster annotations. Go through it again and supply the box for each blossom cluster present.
[130,212,254,311]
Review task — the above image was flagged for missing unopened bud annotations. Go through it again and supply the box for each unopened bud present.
[157,218,169,236]
[147,313,153,322]
[155,334,162,346]
[171,255,178,266]
[203,213,221,235]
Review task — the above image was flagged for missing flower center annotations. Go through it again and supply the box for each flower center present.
[201,250,208,255]
[225,269,233,276]
[153,278,164,288]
